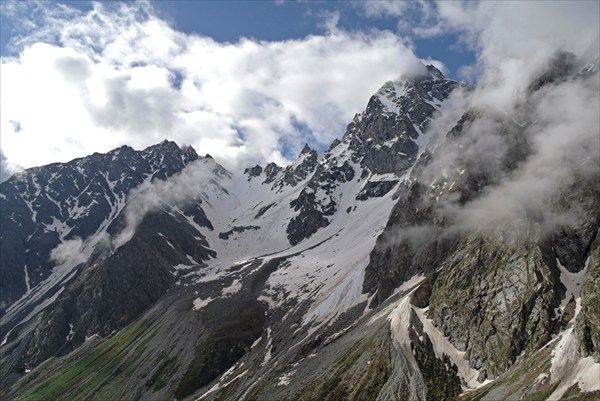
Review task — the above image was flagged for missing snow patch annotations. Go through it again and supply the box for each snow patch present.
[173,263,195,271]
[555,257,587,319]
[548,326,600,400]
[261,327,273,366]
[415,307,483,389]
[23,264,31,295]
[197,369,249,400]
[388,288,483,389]
[43,217,71,239]
[66,323,74,341]
[222,279,242,296]
[193,297,214,310]
[277,370,295,386]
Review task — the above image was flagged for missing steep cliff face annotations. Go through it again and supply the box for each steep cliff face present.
[363,51,600,391]
[577,233,600,362]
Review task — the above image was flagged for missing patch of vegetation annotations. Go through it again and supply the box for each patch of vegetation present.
[411,332,461,401]
[8,357,56,390]
[146,356,178,392]
[175,336,247,399]
[17,317,154,401]
[301,336,393,401]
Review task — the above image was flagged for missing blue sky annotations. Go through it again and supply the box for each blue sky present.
[0,0,598,178]
[1,1,475,78]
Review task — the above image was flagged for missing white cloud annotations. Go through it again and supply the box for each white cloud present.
[0,1,428,172]
[361,1,412,18]
[432,75,600,237]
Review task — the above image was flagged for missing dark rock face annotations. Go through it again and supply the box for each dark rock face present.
[248,145,319,189]
[180,200,214,231]
[174,295,266,399]
[409,310,462,401]
[428,236,562,380]
[244,165,263,180]
[274,145,318,190]
[0,140,200,316]
[363,55,600,384]
[263,162,282,184]
[255,202,276,219]
[528,50,577,93]
[219,225,261,240]
[356,180,399,201]
[344,67,458,177]
[287,210,329,246]
[25,208,215,367]
[286,161,355,245]
[363,181,453,307]
[577,233,600,362]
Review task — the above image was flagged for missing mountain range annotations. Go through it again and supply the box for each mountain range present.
[0,55,599,401]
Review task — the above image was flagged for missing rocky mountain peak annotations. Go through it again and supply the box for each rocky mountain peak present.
[425,63,445,80]
[299,143,316,156]
[243,164,263,180]
[141,139,193,158]
[338,65,459,177]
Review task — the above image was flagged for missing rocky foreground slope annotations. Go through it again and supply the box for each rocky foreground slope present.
[0,56,598,401]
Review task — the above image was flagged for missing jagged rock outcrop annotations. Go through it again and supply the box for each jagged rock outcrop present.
[345,66,458,177]
[219,225,261,240]
[287,161,355,245]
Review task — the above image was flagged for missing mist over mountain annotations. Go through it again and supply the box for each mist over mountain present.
[0,45,598,401]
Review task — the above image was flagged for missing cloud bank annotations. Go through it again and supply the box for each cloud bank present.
[406,1,600,237]
[0,1,429,174]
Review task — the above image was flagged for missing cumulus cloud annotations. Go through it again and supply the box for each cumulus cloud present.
[411,2,595,78]
[430,93,594,234]
[0,1,430,173]
[456,76,598,234]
